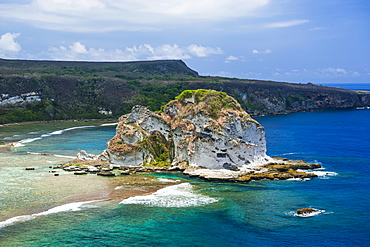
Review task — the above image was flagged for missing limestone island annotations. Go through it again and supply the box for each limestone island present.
[64,89,321,182]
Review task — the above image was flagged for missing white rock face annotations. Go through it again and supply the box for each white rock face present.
[0,92,41,106]
[104,90,272,170]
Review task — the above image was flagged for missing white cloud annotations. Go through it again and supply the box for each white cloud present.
[226,55,239,61]
[265,19,310,28]
[0,0,271,32]
[252,49,272,54]
[0,32,22,53]
[69,42,88,54]
[271,67,362,80]
[48,42,223,61]
[187,45,223,57]
[146,44,191,60]
[310,27,326,31]
[224,55,239,63]
[319,68,348,74]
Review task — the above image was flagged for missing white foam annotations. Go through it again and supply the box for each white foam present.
[11,142,25,147]
[50,125,95,135]
[287,177,311,181]
[19,137,43,144]
[36,201,96,215]
[120,183,218,208]
[101,122,118,126]
[156,178,181,183]
[298,169,338,179]
[0,215,38,228]
[13,125,97,147]
[25,152,75,159]
[53,154,76,159]
[12,123,115,147]
[292,208,326,217]
[0,200,98,228]
[50,130,63,135]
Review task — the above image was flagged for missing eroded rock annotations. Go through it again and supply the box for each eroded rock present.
[297,208,317,215]
[104,90,272,171]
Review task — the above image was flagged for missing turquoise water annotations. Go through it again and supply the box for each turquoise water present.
[0,109,369,246]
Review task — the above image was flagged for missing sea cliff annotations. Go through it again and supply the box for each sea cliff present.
[71,90,321,181]
[1,59,369,124]
[104,89,271,170]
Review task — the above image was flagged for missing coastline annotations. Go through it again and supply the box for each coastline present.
[0,159,177,224]
[0,118,117,128]
[1,107,369,246]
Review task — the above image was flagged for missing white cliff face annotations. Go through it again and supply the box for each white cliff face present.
[105,90,272,170]
[0,92,41,106]
[168,108,271,170]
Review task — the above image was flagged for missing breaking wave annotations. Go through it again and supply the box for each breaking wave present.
[0,200,98,228]
[120,183,218,208]
[297,169,338,179]
[26,152,76,159]
[286,208,328,218]
[156,178,181,183]
[11,123,116,147]
[287,177,311,181]
[101,123,118,126]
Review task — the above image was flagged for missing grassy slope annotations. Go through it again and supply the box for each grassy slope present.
[0,59,368,124]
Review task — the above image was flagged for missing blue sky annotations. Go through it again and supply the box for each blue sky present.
[0,0,369,84]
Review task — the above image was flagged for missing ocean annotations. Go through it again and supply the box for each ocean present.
[0,102,370,246]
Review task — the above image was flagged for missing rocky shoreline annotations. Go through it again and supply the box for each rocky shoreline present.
[57,155,322,183]
[54,90,324,183]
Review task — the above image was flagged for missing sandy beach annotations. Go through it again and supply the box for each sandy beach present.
[0,152,177,222]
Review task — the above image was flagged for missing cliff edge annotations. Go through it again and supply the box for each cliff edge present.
[103,89,271,171]
[1,59,369,124]
[72,89,321,181]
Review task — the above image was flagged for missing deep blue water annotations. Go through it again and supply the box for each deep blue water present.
[321,83,370,91]
[0,109,369,246]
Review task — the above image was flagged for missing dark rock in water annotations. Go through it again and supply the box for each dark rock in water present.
[74,171,88,175]
[54,173,59,176]
[297,208,317,215]
[101,167,112,172]
[97,171,115,177]
[25,167,35,170]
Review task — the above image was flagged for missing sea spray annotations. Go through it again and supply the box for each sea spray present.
[285,208,328,218]
[12,125,97,147]
[0,200,99,228]
[297,169,338,179]
[120,183,218,208]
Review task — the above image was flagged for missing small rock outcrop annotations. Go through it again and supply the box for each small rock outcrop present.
[296,208,317,215]
[102,90,272,172]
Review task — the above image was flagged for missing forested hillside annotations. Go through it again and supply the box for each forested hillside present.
[1,59,369,124]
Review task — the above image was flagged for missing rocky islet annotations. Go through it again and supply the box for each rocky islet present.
[59,89,322,182]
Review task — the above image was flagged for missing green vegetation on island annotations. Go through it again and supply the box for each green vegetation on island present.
[1,59,369,124]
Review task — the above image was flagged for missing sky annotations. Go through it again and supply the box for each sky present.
[0,0,369,84]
